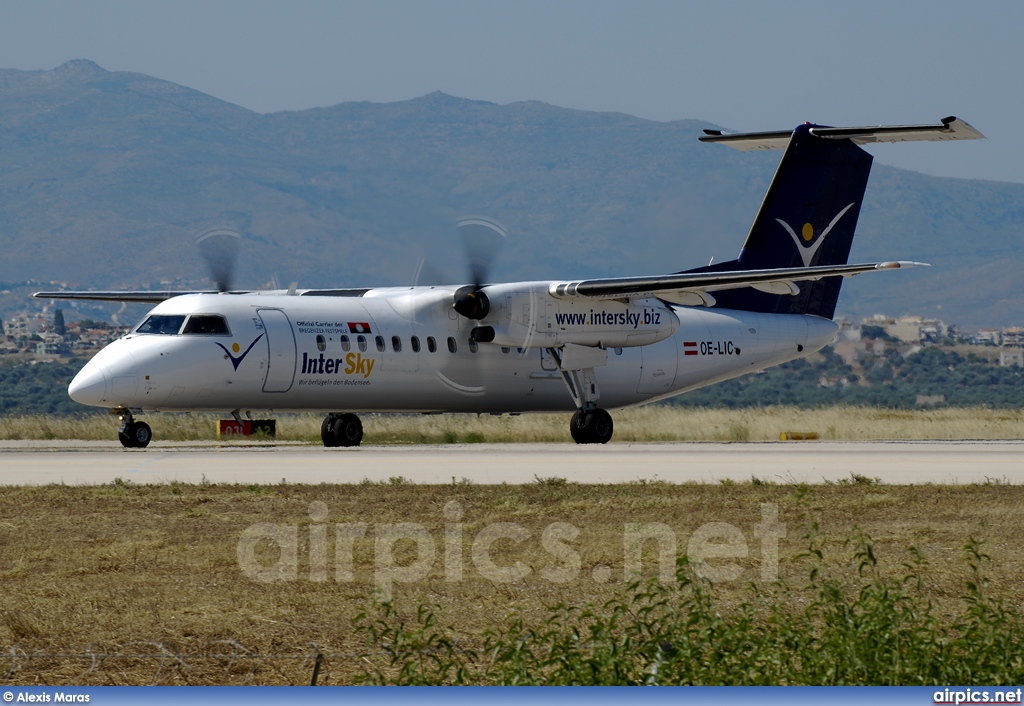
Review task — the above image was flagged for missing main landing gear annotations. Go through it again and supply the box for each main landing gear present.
[117,410,152,448]
[548,346,615,445]
[570,408,614,445]
[321,413,363,448]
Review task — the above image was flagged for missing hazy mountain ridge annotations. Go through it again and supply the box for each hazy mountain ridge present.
[1,61,1021,326]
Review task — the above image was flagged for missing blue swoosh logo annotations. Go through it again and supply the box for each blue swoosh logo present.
[216,333,265,371]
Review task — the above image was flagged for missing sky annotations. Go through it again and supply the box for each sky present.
[1,0,1021,183]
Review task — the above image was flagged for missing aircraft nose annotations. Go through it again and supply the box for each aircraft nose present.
[68,364,108,406]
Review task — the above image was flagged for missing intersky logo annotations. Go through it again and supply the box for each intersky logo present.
[776,202,855,267]
[216,334,265,371]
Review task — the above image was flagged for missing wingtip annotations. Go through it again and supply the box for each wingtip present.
[878,261,930,270]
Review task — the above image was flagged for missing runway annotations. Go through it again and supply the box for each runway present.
[0,440,1020,485]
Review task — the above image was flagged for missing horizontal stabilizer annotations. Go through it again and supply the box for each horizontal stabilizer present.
[700,116,984,151]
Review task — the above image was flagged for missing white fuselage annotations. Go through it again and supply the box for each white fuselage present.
[68,284,838,415]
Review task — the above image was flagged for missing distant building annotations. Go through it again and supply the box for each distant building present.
[1000,349,1024,367]
[919,320,948,344]
[885,316,922,343]
[3,316,30,341]
[35,333,67,356]
[1002,327,1024,348]
[76,328,124,348]
[883,315,948,344]
[975,329,1001,346]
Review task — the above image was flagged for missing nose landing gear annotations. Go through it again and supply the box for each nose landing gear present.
[117,410,152,448]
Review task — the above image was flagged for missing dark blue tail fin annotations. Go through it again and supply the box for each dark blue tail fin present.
[687,123,874,319]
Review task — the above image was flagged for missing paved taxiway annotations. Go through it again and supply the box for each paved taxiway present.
[0,440,1020,485]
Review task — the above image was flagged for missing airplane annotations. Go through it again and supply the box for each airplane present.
[35,117,984,448]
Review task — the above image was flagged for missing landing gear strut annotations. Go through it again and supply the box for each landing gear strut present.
[321,413,363,448]
[117,410,152,448]
[548,346,615,445]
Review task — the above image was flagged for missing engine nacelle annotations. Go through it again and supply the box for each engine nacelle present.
[483,286,679,348]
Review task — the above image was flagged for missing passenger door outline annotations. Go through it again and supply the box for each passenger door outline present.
[258,309,297,393]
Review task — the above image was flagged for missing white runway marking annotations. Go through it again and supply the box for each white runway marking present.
[0,441,1020,485]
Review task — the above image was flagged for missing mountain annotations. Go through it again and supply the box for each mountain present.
[2,60,1022,327]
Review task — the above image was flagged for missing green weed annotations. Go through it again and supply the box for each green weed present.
[355,536,1024,685]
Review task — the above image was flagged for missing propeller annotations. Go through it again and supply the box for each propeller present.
[452,217,506,320]
[412,256,456,289]
[195,228,242,292]
[425,216,507,398]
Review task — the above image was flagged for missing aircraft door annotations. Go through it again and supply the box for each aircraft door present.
[637,337,678,394]
[258,309,297,393]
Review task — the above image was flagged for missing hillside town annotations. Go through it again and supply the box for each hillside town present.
[833,315,1024,369]
[2,311,128,358]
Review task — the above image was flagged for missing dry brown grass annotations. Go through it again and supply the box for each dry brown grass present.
[1,480,1023,684]
[3,405,1024,443]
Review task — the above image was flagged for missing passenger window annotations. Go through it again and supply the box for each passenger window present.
[136,314,187,335]
[357,335,367,352]
[468,338,479,353]
[427,336,437,353]
[447,337,457,353]
[411,336,421,353]
[375,335,385,352]
[340,335,350,352]
[182,314,230,335]
[392,335,402,352]
[501,346,510,354]
[614,347,623,355]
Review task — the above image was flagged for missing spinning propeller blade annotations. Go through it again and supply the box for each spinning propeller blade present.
[195,228,242,293]
[452,216,506,320]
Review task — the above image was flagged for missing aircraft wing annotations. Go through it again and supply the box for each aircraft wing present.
[32,290,224,303]
[32,288,369,302]
[548,261,926,306]
[700,116,984,151]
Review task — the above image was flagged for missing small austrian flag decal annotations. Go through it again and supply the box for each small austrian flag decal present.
[683,341,698,356]
[348,322,372,334]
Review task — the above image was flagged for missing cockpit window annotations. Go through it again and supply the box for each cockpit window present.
[182,315,231,336]
[135,314,187,335]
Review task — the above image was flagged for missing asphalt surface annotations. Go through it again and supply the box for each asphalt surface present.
[0,440,1020,485]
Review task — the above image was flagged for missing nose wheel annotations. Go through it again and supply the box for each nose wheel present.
[117,411,152,448]
[321,413,363,447]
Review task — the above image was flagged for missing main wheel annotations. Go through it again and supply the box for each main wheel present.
[569,410,587,444]
[583,409,613,444]
[321,416,338,447]
[333,413,363,447]
[119,421,152,448]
